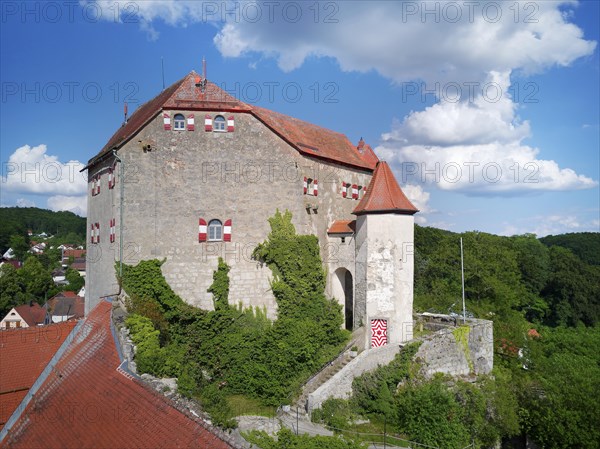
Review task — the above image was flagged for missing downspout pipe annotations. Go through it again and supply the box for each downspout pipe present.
[112,149,124,280]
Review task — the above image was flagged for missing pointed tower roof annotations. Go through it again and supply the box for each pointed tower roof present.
[353,161,418,215]
[87,71,378,171]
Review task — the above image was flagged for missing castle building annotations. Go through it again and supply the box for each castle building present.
[83,71,418,349]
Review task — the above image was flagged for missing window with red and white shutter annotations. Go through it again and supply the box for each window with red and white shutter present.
[223,219,232,242]
[163,113,171,130]
[108,168,115,189]
[109,218,116,243]
[199,218,208,242]
[187,114,195,131]
[204,114,213,132]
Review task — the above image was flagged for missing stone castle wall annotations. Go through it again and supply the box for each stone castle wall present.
[86,110,372,316]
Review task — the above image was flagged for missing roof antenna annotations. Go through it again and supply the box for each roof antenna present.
[201,56,207,93]
[161,56,165,91]
[123,102,128,125]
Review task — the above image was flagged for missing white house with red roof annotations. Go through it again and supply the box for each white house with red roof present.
[83,70,417,348]
[0,303,47,329]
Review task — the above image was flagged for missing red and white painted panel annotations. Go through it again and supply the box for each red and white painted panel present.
[371,319,388,348]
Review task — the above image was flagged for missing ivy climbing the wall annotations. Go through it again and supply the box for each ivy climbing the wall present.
[120,210,350,427]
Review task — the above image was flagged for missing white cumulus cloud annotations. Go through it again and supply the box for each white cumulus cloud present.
[47,195,87,217]
[377,72,597,194]
[2,144,87,215]
[213,1,596,86]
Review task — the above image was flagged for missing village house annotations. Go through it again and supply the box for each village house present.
[83,70,418,349]
[45,291,85,323]
[0,302,47,329]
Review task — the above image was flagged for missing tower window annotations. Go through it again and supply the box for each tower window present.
[173,114,185,130]
[214,115,226,132]
[208,219,223,241]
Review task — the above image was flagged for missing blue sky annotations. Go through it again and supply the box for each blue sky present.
[1,0,598,236]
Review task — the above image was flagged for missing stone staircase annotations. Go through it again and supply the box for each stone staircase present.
[292,327,365,414]
[295,352,354,412]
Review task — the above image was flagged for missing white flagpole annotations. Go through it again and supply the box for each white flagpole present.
[460,237,466,324]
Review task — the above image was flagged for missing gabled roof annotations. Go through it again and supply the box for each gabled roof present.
[70,261,86,271]
[11,303,46,326]
[250,105,377,171]
[0,321,77,430]
[2,301,234,449]
[46,295,84,319]
[353,161,418,215]
[62,249,86,259]
[87,71,377,171]
[327,220,356,234]
[52,291,78,298]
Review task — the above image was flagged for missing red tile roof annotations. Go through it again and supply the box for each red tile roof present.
[69,261,86,271]
[87,71,377,171]
[0,261,21,270]
[251,105,377,171]
[353,161,418,215]
[62,249,86,259]
[52,291,78,299]
[0,321,77,429]
[327,220,356,234]
[11,303,46,327]
[46,295,84,320]
[2,301,234,449]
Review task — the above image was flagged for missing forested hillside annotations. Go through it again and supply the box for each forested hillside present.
[411,226,600,448]
[0,207,86,254]
[539,232,600,265]
[0,207,87,317]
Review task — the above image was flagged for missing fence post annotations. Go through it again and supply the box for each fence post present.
[384,415,387,449]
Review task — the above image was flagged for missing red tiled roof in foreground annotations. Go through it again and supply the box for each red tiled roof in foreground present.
[88,72,377,171]
[327,220,356,234]
[2,301,234,449]
[353,161,418,216]
[0,321,77,429]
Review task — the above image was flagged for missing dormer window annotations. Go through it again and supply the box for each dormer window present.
[214,115,226,132]
[174,114,185,131]
[208,219,223,241]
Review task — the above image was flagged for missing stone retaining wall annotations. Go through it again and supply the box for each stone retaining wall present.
[307,313,493,412]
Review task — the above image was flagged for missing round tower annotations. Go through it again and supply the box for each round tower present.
[352,161,418,348]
